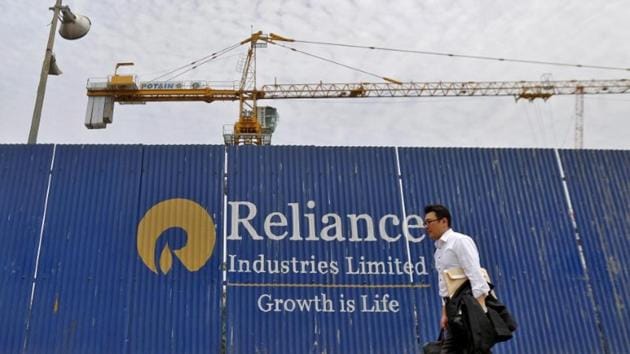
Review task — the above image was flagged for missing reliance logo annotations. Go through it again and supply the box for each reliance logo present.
[136,198,427,274]
[227,200,426,243]
[137,198,216,275]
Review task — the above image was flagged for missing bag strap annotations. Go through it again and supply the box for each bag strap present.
[437,328,445,341]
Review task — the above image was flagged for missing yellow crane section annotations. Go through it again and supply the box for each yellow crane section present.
[85,31,630,146]
[89,78,630,101]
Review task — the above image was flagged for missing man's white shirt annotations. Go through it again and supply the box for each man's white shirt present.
[434,228,490,299]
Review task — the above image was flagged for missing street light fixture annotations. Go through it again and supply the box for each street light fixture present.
[28,0,90,144]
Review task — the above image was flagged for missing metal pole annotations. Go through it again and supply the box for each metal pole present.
[28,0,63,144]
[574,86,584,149]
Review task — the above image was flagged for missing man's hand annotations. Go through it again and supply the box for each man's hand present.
[477,294,487,313]
[440,313,449,329]
[440,305,448,329]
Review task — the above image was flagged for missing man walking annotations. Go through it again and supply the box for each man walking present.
[424,204,491,354]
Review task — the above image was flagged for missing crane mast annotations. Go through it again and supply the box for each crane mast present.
[85,32,630,147]
[233,31,263,145]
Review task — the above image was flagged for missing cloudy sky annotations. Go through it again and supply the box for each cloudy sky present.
[1,0,629,148]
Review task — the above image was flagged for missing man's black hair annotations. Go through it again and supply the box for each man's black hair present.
[423,204,452,227]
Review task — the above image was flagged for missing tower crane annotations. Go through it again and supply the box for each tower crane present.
[85,31,630,147]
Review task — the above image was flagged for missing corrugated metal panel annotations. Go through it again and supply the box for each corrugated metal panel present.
[228,287,421,354]
[24,145,225,353]
[0,145,53,353]
[226,145,422,354]
[24,145,144,353]
[399,147,602,354]
[3,144,627,353]
[560,149,630,354]
[128,145,224,353]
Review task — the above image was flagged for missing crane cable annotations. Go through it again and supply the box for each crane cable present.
[292,39,630,72]
[148,41,243,82]
[268,41,400,83]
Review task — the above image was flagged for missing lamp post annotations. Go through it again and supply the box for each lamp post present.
[28,0,90,144]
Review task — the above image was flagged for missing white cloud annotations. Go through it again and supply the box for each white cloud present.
[1,0,628,148]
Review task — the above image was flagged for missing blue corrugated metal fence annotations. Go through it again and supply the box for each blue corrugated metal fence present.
[0,144,627,353]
